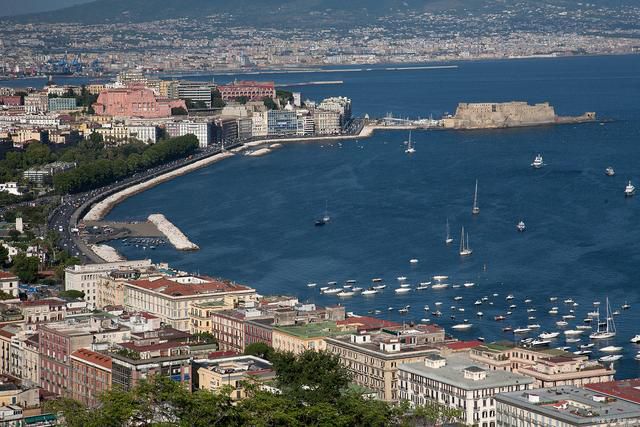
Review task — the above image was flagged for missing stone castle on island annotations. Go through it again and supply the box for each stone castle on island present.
[442,101,596,129]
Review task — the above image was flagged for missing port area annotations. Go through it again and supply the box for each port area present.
[78,213,198,253]
[80,220,165,245]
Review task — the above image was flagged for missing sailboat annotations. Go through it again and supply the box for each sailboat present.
[315,200,331,226]
[472,179,480,215]
[445,219,453,244]
[589,297,616,340]
[459,226,473,256]
[405,131,416,154]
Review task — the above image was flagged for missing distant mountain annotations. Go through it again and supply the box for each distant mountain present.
[0,0,93,17]
[9,0,639,25]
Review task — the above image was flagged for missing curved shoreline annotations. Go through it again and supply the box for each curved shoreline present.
[82,125,387,223]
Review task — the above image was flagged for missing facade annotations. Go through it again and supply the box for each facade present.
[325,323,446,402]
[318,96,352,126]
[22,161,76,185]
[251,111,268,137]
[218,81,276,101]
[110,351,191,391]
[64,260,153,308]
[122,276,256,331]
[272,321,342,354]
[0,272,19,298]
[165,121,211,148]
[0,183,21,196]
[267,110,297,136]
[470,343,614,388]
[313,109,341,134]
[95,125,158,144]
[24,94,48,114]
[495,384,640,427]
[399,353,533,426]
[177,82,214,108]
[244,318,274,348]
[208,309,269,353]
[21,299,66,324]
[194,355,275,401]
[70,349,112,408]
[48,97,77,112]
[39,318,130,396]
[211,117,238,146]
[92,86,186,118]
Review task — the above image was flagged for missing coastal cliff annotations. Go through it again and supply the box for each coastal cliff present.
[442,102,595,129]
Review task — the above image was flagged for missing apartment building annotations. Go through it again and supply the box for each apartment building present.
[325,323,446,401]
[398,353,533,426]
[165,120,211,147]
[470,342,614,388]
[495,383,640,427]
[122,275,256,331]
[0,272,19,298]
[64,260,153,308]
[194,355,275,401]
[70,349,112,408]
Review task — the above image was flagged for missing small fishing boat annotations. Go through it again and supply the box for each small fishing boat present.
[395,287,411,294]
[539,332,560,339]
[600,346,623,353]
[307,283,317,288]
[452,322,473,330]
[605,166,615,176]
[599,355,623,363]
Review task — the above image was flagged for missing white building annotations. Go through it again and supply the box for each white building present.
[122,275,256,331]
[23,93,49,114]
[251,111,268,137]
[495,383,640,427]
[398,353,533,427]
[0,271,19,297]
[313,110,341,135]
[0,182,21,196]
[128,125,157,144]
[64,260,153,308]
[318,96,352,125]
[165,121,211,147]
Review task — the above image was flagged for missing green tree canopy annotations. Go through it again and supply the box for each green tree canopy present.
[11,253,39,283]
[244,342,275,361]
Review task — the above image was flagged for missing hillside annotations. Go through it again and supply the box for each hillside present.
[4,0,570,25]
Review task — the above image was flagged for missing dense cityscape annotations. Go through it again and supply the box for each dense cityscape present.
[1,1,640,77]
[0,1,638,426]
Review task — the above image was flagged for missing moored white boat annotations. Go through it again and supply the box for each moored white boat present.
[539,332,560,339]
[452,323,473,330]
[395,287,411,294]
[600,346,623,353]
[599,355,623,363]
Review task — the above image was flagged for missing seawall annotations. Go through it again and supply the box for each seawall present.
[83,151,234,221]
[148,214,199,251]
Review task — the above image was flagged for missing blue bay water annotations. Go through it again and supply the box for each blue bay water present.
[103,55,639,378]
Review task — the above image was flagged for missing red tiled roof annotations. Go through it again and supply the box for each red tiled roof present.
[0,271,17,280]
[337,316,401,331]
[0,329,15,339]
[128,277,251,297]
[22,299,65,307]
[445,340,484,351]
[71,348,112,370]
[585,379,640,404]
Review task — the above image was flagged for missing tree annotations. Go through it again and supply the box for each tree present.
[276,89,293,105]
[191,332,217,344]
[272,350,351,405]
[263,96,278,110]
[235,96,249,105]
[58,290,85,299]
[171,106,187,115]
[211,88,226,109]
[244,342,275,361]
[11,253,39,283]
[0,245,8,266]
[24,142,52,166]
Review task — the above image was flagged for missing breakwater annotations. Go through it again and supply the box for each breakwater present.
[148,214,199,251]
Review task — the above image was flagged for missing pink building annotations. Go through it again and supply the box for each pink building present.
[93,86,186,118]
[218,81,276,101]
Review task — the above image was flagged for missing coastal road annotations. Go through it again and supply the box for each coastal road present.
[48,121,365,263]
